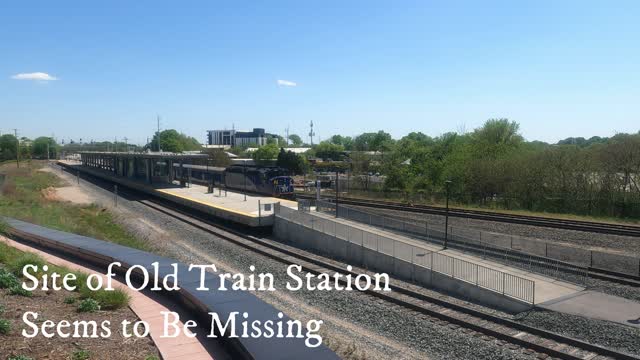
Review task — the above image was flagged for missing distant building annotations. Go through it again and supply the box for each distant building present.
[207,128,267,147]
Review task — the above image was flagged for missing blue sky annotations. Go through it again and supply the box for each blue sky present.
[1,1,639,145]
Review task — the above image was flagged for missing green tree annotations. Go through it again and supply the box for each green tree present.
[0,134,18,161]
[288,134,303,147]
[203,148,231,167]
[471,119,523,159]
[313,141,344,161]
[277,148,309,174]
[329,135,354,150]
[32,137,59,159]
[252,143,280,161]
[147,130,202,153]
[353,131,393,152]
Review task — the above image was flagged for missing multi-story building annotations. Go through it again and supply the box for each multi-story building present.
[207,128,267,147]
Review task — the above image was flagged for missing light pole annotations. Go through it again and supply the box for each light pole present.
[14,129,19,168]
[443,180,452,250]
[243,160,247,201]
[335,168,339,218]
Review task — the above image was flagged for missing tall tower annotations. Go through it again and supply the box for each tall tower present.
[308,120,315,146]
[285,126,290,147]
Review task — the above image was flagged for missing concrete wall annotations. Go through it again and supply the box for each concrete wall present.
[273,216,532,313]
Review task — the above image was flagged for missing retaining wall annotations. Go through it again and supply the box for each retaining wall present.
[273,215,532,313]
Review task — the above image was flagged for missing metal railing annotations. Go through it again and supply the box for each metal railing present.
[276,204,535,304]
[316,200,589,285]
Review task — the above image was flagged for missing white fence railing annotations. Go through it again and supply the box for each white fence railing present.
[276,204,535,304]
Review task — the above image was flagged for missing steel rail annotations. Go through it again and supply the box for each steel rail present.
[296,194,640,237]
[136,197,637,360]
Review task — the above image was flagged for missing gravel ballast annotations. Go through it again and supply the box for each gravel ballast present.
[45,165,640,359]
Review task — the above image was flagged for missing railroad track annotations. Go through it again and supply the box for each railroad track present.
[52,164,639,359]
[296,194,640,237]
[134,197,637,360]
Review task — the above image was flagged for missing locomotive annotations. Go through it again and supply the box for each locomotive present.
[173,163,294,197]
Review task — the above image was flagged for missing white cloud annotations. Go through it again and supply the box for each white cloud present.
[11,72,58,81]
[277,79,297,87]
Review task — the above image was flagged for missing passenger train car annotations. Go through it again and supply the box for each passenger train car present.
[173,163,294,197]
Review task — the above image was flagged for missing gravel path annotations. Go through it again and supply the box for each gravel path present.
[350,205,640,256]
[46,164,640,359]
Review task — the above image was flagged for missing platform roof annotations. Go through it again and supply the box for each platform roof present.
[78,151,208,159]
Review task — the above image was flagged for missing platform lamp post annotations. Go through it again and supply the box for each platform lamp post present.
[335,168,339,218]
[443,179,452,250]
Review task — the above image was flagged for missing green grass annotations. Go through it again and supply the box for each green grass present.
[9,285,32,297]
[0,242,21,265]
[0,318,11,334]
[0,162,149,250]
[8,356,34,360]
[89,289,130,310]
[7,252,46,276]
[0,219,8,236]
[76,273,130,310]
[72,349,91,360]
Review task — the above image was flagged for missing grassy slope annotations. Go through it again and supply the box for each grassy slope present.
[0,161,149,250]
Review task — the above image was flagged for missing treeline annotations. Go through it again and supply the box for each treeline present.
[318,119,640,218]
[0,135,58,161]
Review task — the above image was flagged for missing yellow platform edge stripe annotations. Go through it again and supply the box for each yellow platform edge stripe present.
[156,188,263,217]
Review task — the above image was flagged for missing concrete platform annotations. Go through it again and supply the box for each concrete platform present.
[312,210,584,305]
[157,182,297,219]
[57,161,297,228]
[539,290,640,328]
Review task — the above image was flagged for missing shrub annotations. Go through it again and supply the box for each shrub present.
[91,289,130,310]
[8,356,35,360]
[77,298,100,313]
[9,285,32,297]
[72,349,90,360]
[8,253,46,277]
[0,304,5,314]
[74,271,129,311]
[0,318,11,334]
[64,296,77,304]
[145,356,160,360]
[0,272,19,289]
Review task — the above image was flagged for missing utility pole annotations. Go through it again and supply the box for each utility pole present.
[13,129,19,168]
[46,142,50,161]
[443,180,452,250]
[124,137,128,153]
[308,121,315,146]
[285,126,290,147]
[157,115,162,152]
[114,137,118,152]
